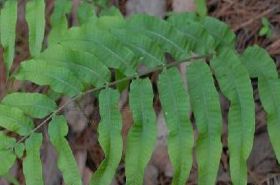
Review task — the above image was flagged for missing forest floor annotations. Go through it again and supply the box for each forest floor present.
[1,0,280,185]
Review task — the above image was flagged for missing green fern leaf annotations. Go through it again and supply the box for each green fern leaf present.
[89,16,125,29]
[90,88,123,185]
[211,50,255,185]
[2,92,57,119]
[77,2,95,25]
[240,46,277,78]
[39,44,111,87]
[25,0,45,57]
[23,133,44,185]
[48,0,72,45]
[0,132,16,149]
[187,61,222,185]
[14,143,25,158]
[48,116,82,185]
[167,13,215,54]
[202,17,235,49]
[126,15,191,60]
[0,104,33,135]
[59,24,136,76]
[240,46,280,162]
[0,135,16,176]
[195,0,207,17]
[0,151,16,176]
[99,6,123,17]
[0,0,17,75]
[125,79,157,185]
[0,132,16,176]
[158,68,194,185]
[15,60,84,97]
[112,29,164,68]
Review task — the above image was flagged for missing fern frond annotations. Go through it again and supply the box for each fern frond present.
[202,17,235,49]
[2,92,57,119]
[39,44,111,87]
[59,25,136,76]
[25,0,45,57]
[167,13,215,54]
[125,79,157,185]
[0,104,33,135]
[241,46,280,162]
[48,116,82,185]
[0,0,17,75]
[15,59,84,97]
[241,45,277,78]
[187,61,223,185]
[90,88,123,185]
[211,49,255,185]
[158,68,194,185]
[3,3,277,184]
[112,29,164,68]
[23,133,44,185]
[125,15,191,60]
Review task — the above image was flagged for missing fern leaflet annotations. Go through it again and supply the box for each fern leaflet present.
[211,49,255,185]
[158,68,194,185]
[25,0,45,57]
[187,61,223,185]
[23,133,44,185]
[0,0,17,75]
[90,89,123,185]
[2,92,57,119]
[125,79,157,185]
[48,116,82,185]
[241,46,280,162]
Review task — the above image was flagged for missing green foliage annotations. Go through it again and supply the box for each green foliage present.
[23,133,44,185]
[0,104,33,135]
[15,60,85,97]
[240,46,280,163]
[167,13,215,54]
[202,16,236,49]
[77,1,96,24]
[0,1,280,185]
[93,0,110,9]
[14,143,25,158]
[90,89,123,185]
[187,61,223,185]
[0,133,16,176]
[48,0,72,45]
[158,68,193,185]
[195,0,207,17]
[0,151,16,176]
[48,116,82,185]
[125,79,157,185]
[2,92,57,118]
[126,15,191,60]
[259,17,272,37]
[25,0,45,57]
[211,50,255,185]
[0,0,17,76]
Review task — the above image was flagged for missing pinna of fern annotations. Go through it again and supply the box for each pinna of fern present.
[0,1,279,185]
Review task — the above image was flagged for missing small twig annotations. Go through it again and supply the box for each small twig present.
[12,54,212,149]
